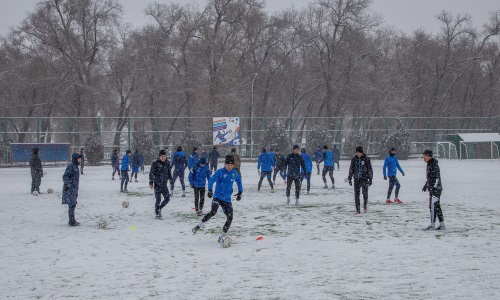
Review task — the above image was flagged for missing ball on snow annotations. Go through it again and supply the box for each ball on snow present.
[47,188,54,194]
[122,201,129,208]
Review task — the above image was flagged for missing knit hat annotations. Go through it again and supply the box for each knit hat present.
[200,157,207,165]
[225,155,234,165]
[262,147,267,153]
[355,146,364,153]
[293,145,299,150]
[323,145,328,150]
[301,148,306,153]
[193,146,198,152]
[177,146,182,152]
[159,149,167,156]
[126,149,132,154]
[389,147,396,152]
[423,149,433,157]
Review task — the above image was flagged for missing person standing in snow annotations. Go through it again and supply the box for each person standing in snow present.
[273,149,286,185]
[120,150,132,192]
[189,157,211,216]
[149,149,172,220]
[192,155,243,244]
[63,153,82,226]
[314,145,324,175]
[269,148,276,172]
[171,146,188,197]
[29,147,43,195]
[284,145,307,205]
[208,146,221,173]
[348,146,373,214]
[383,147,405,204]
[422,150,445,230]
[300,148,313,194]
[231,148,241,178]
[322,145,335,189]
[332,144,341,170]
[111,148,120,180]
[257,148,274,192]
[79,148,85,175]
[139,149,145,174]
[131,148,141,182]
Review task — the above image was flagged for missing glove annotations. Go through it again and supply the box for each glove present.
[402,172,405,176]
[368,178,372,186]
[190,185,194,189]
[234,191,242,201]
[349,179,352,186]
[207,190,213,198]
[257,170,260,176]
[64,184,70,191]
[422,185,427,192]
[384,176,387,180]
[283,172,286,178]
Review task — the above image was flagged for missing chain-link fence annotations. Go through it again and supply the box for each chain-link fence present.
[2,116,499,164]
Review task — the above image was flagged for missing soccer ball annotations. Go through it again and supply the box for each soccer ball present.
[47,188,54,194]
[220,236,233,248]
[122,201,129,208]
[97,217,108,229]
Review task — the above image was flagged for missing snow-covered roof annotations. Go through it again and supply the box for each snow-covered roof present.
[457,133,500,142]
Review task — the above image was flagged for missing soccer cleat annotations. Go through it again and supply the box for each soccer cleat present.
[134,178,138,182]
[32,191,38,196]
[68,220,80,227]
[124,189,129,193]
[271,188,275,193]
[436,224,446,230]
[307,191,310,195]
[425,224,435,230]
[355,211,361,215]
[364,207,368,213]
[112,177,115,180]
[323,185,328,189]
[196,211,202,216]
[394,198,403,204]
[286,196,290,205]
[182,190,186,198]
[295,198,299,206]
[155,211,163,220]
[386,199,393,204]
[192,225,200,234]
[331,185,335,189]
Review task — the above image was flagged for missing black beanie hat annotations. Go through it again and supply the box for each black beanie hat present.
[159,149,166,156]
[126,149,132,154]
[323,145,328,150]
[355,146,364,153]
[225,155,234,165]
[177,146,182,152]
[293,145,299,150]
[301,148,306,153]
[423,149,433,157]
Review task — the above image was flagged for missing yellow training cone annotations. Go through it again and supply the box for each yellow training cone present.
[129,226,137,231]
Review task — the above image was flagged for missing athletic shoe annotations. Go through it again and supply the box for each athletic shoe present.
[192,225,200,234]
[32,191,38,196]
[386,199,393,204]
[134,179,138,182]
[68,220,80,227]
[436,224,446,230]
[355,211,361,215]
[286,196,290,205]
[364,207,368,213]
[295,198,299,206]
[196,211,202,216]
[124,189,129,193]
[394,198,403,204]
[112,177,115,180]
[155,211,162,220]
[323,185,328,189]
[307,191,310,195]
[271,188,275,193]
[425,225,435,230]
[331,185,335,189]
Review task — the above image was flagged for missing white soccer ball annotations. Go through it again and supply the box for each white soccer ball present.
[122,201,129,208]
[97,218,109,229]
[221,236,233,248]
[344,177,348,183]
[47,188,54,194]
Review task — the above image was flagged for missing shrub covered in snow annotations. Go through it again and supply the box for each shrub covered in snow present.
[377,121,411,159]
[132,130,156,164]
[182,130,202,152]
[343,130,366,155]
[306,124,334,152]
[259,122,291,153]
[84,133,104,165]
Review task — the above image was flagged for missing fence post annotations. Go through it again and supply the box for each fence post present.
[289,114,293,143]
[36,117,40,143]
[98,115,101,138]
[155,117,159,149]
[385,117,388,135]
[3,118,8,164]
[67,117,71,145]
[339,117,343,156]
[264,115,267,131]
[362,117,365,137]
[127,117,131,150]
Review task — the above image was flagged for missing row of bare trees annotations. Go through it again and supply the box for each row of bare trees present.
[1,0,499,145]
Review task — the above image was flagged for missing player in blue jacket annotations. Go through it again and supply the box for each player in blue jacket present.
[192,155,243,244]
[300,148,313,194]
[171,146,188,197]
[257,148,274,192]
[189,157,212,216]
[131,149,140,182]
[120,149,132,192]
[383,147,405,204]
[314,145,324,174]
[322,145,335,189]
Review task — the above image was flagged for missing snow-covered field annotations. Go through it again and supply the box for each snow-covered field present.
[1,158,500,299]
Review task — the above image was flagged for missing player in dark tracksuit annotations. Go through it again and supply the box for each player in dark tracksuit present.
[189,157,211,216]
[111,148,120,180]
[63,153,81,226]
[348,146,373,214]
[284,145,307,205]
[149,149,173,220]
[171,146,188,197]
[273,149,286,184]
[208,146,220,173]
[422,150,445,230]
[29,147,43,195]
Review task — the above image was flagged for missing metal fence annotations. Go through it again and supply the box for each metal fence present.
[1,116,499,163]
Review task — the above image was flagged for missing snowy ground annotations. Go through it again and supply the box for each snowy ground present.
[1,158,500,299]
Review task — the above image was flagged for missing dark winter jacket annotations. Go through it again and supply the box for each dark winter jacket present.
[29,151,43,179]
[189,162,211,188]
[424,158,442,196]
[348,154,373,182]
[208,167,243,203]
[323,150,333,167]
[274,154,286,169]
[132,152,141,169]
[301,152,313,172]
[332,147,341,163]
[284,153,306,178]
[172,151,187,172]
[111,151,119,168]
[383,155,404,177]
[62,153,80,205]
[121,154,130,171]
[139,152,144,166]
[80,150,85,167]
[232,152,241,169]
[314,148,323,162]
[258,152,273,172]
[149,158,172,188]
[188,151,198,170]
[208,149,221,165]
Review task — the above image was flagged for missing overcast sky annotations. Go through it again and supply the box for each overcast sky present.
[0,0,499,36]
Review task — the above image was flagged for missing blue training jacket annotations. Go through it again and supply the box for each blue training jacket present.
[208,167,243,203]
[258,152,273,172]
[383,155,404,177]
[323,150,333,167]
[188,151,198,170]
[172,151,187,172]
[190,162,211,188]
[62,153,80,205]
[301,152,313,172]
[314,149,323,162]
[121,154,130,171]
